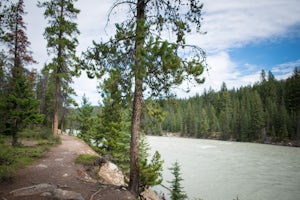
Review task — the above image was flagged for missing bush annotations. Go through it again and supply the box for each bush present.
[75,154,99,165]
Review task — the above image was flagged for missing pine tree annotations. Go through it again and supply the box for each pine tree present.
[38,0,80,135]
[286,68,300,142]
[76,95,94,143]
[6,68,44,145]
[83,0,206,196]
[139,138,163,191]
[168,161,188,200]
[1,0,43,145]
[250,90,265,140]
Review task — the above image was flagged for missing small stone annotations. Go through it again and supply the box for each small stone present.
[40,192,52,197]
[36,164,48,168]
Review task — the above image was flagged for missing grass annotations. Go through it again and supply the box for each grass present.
[0,127,61,182]
[75,154,99,165]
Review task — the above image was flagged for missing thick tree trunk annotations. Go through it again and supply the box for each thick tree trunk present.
[129,80,142,195]
[129,0,145,196]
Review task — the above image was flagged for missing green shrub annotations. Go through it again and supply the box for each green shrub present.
[75,154,99,165]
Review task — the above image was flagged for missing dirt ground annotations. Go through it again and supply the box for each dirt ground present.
[0,134,135,200]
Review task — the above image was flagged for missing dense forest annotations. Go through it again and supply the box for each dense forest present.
[145,69,299,145]
[67,69,300,147]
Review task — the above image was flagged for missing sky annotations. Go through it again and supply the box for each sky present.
[22,0,300,105]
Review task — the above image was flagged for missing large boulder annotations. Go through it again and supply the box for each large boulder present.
[98,162,125,186]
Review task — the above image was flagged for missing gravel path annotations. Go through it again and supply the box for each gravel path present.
[0,134,134,200]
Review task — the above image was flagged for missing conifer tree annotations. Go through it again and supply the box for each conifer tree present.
[139,137,163,191]
[250,90,265,140]
[76,95,94,143]
[83,0,206,195]
[38,0,80,135]
[168,161,188,200]
[1,0,43,145]
[286,68,300,142]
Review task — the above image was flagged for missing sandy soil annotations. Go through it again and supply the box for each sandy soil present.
[0,134,135,200]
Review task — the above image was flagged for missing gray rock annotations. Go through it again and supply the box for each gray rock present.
[10,183,57,196]
[51,188,84,200]
[10,183,84,200]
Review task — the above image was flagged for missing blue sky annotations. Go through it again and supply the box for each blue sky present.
[23,0,300,105]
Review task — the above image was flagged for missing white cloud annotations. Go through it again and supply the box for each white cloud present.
[71,74,100,106]
[174,51,261,98]
[22,0,300,104]
[271,59,300,79]
[191,0,300,52]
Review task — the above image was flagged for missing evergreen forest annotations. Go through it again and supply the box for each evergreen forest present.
[154,69,300,145]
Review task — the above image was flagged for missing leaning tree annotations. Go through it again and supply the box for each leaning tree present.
[83,0,206,196]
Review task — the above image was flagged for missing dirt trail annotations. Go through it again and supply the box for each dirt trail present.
[0,135,134,200]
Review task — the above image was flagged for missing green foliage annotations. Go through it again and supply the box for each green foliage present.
[139,137,164,191]
[141,101,166,135]
[38,0,80,134]
[19,127,61,145]
[75,154,98,165]
[0,144,43,181]
[168,161,188,200]
[76,95,95,143]
[83,0,206,195]
[159,70,299,143]
[0,0,43,145]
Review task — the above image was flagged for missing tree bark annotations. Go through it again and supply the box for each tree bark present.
[129,0,145,196]
[53,75,60,136]
[53,0,64,136]
[129,80,142,195]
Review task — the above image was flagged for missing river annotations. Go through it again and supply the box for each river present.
[147,136,300,200]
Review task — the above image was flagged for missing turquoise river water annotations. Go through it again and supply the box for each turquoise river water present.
[147,136,300,200]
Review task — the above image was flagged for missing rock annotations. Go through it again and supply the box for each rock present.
[10,183,57,196]
[140,188,160,200]
[51,188,84,200]
[98,162,125,186]
[10,183,84,200]
[77,168,97,183]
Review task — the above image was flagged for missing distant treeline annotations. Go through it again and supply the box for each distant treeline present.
[143,69,300,144]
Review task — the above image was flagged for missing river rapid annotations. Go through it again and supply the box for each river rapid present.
[147,136,300,200]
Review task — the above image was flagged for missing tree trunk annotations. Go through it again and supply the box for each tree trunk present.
[53,75,59,136]
[129,0,145,196]
[53,1,64,136]
[129,80,142,195]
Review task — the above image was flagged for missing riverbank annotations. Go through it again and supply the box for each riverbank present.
[160,132,300,147]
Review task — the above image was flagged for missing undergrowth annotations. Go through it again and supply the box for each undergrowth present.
[0,127,61,182]
[75,154,99,165]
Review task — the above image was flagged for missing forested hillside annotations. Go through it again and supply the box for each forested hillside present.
[157,69,300,145]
